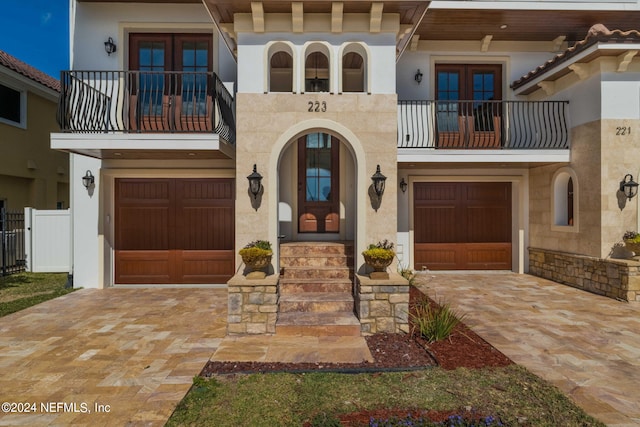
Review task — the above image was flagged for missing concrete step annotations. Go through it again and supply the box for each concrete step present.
[282,266,351,280]
[276,312,361,337]
[279,292,354,313]
[279,278,353,294]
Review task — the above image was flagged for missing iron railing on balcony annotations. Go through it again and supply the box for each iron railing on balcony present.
[398,100,569,149]
[57,70,236,144]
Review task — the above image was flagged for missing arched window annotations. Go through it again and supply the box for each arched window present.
[342,52,364,92]
[269,51,293,92]
[553,168,577,228]
[305,51,329,92]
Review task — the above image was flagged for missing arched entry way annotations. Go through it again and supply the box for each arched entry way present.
[278,131,356,242]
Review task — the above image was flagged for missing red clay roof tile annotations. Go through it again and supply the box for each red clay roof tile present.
[0,50,61,93]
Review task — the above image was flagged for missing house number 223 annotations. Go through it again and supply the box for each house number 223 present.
[308,101,327,112]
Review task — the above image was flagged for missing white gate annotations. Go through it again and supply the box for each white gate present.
[24,208,71,273]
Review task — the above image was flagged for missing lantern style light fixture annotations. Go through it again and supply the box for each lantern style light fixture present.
[399,178,408,193]
[247,164,263,199]
[82,170,94,189]
[104,37,117,56]
[620,174,639,200]
[414,69,423,84]
[371,165,387,198]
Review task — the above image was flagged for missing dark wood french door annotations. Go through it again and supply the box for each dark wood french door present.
[414,182,512,270]
[129,33,212,131]
[298,133,340,233]
[435,64,502,148]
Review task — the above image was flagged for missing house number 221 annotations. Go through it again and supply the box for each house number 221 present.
[308,101,327,112]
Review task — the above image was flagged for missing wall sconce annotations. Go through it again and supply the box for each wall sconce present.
[399,178,408,193]
[620,174,639,200]
[82,170,94,189]
[371,165,387,198]
[247,164,263,199]
[104,37,117,56]
[414,69,423,84]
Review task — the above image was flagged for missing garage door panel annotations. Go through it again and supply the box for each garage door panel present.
[415,243,460,270]
[465,206,510,242]
[115,250,174,284]
[177,250,235,283]
[178,206,234,250]
[415,206,457,244]
[117,207,170,250]
[466,243,512,269]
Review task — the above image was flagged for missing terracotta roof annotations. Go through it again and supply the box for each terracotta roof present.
[511,24,640,91]
[0,50,60,93]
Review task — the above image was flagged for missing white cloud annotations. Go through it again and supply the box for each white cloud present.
[41,12,52,25]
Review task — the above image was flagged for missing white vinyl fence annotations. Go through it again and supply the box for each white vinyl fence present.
[24,208,71,273]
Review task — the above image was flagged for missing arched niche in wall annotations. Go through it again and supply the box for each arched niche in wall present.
[339,42,370,94]
[552,167,578,229]
[303,42,332,93]
[265,41,296,93]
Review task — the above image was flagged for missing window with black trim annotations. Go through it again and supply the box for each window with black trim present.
[0,83,22,125]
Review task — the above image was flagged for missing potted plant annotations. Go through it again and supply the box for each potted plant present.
[363,240,395,279]
[239,240,272,279]
[623,231,640,255]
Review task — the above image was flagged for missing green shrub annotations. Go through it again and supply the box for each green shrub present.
[362,247,395,262]
[623,231,640,243]
[410,296,465,343]
[238,247,272,263]
[243,240,272,251]
[398,266,416,286]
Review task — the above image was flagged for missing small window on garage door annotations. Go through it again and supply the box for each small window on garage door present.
[115,178,235,284]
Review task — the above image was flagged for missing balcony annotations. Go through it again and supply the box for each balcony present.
[55,70,235,158]
[398,100,569,150]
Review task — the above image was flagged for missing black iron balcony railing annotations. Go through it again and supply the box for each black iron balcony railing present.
[398,100,569,149]
[57,70,236,144]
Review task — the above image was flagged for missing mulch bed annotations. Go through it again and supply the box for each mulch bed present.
[200,286,512,376]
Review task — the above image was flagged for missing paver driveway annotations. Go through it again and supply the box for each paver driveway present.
[0,288,227,426]
[416,272,640,427]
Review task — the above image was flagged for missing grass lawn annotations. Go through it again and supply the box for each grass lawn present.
[167,365,605,427]
[0,272,76,317]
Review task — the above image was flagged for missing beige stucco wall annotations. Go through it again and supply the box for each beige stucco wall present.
[0,91,68,209]
[530,118,640,258]
[235,92,398,272]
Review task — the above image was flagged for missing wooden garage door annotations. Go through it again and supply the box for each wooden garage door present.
[414,182,511,270]
[115,178,234,284]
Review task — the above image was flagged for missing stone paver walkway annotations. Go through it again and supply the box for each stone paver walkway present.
[0,288,227,426]
[416,272,640,427]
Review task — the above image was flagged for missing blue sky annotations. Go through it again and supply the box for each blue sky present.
[0,0,69,78]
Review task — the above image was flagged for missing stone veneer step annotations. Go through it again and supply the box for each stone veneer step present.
[279,278,353,294]
[279,292,354,313]
[282,266,351,280]
[279,241,354,258]
[279,254,353,268]
[276,312,361,337]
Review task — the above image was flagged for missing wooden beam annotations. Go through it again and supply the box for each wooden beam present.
[481,35,493,52]
[250,2,264,33]
[292,2,304,33]
[331,2,343,33]
[617,50,638,72]
[370,3,383,33]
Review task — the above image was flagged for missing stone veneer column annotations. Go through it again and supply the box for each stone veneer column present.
[355,273,410,334]
[227,274,279,334]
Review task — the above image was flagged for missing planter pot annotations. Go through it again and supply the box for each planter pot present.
[624,240,640,255]
[241,252,272,279]
[363,254,394,272]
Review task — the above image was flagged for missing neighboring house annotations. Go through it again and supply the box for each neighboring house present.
[52,1,640,305]
[0,51,68,212]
